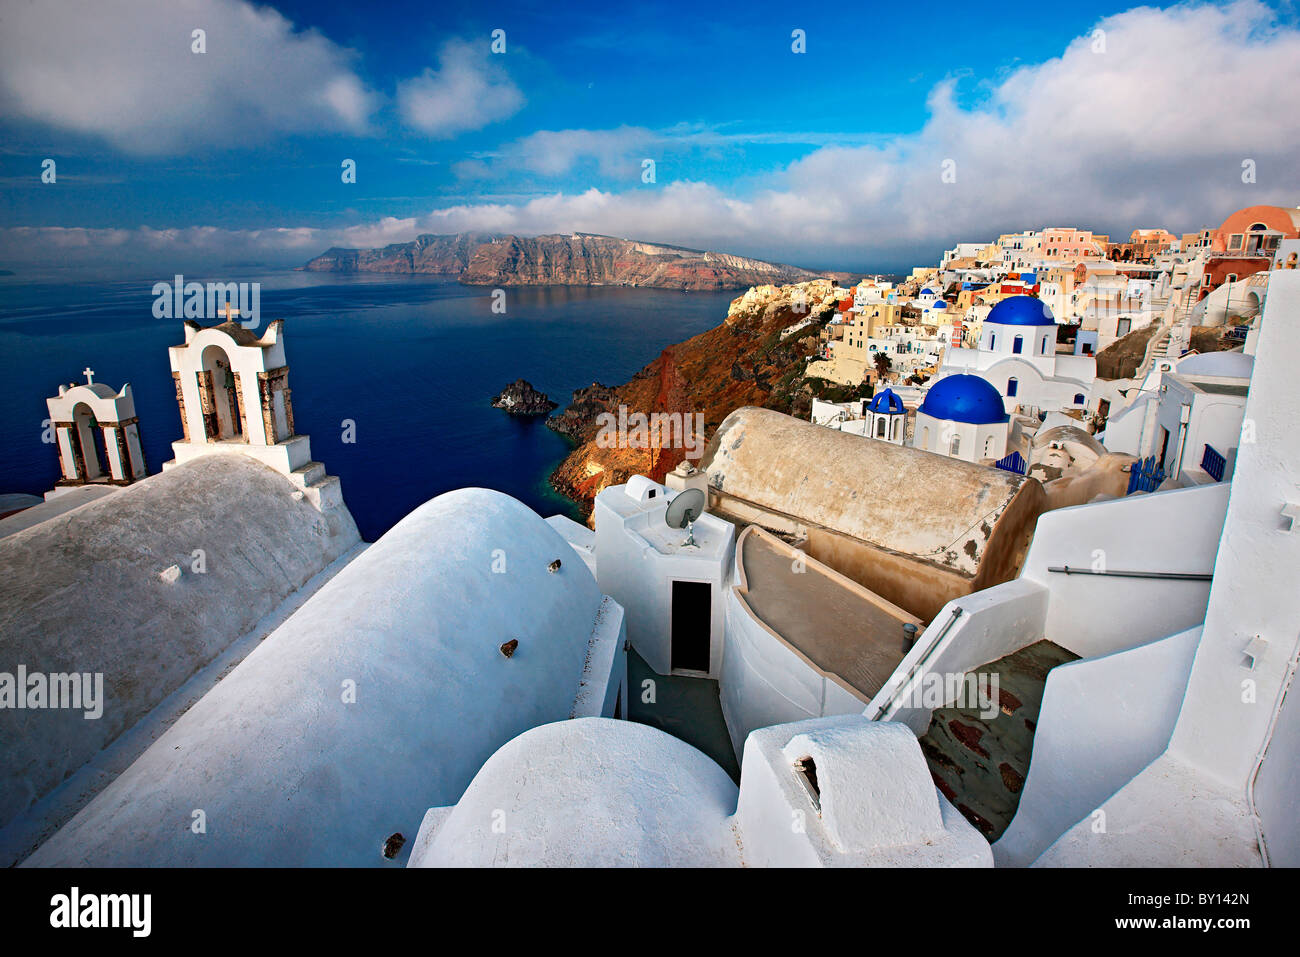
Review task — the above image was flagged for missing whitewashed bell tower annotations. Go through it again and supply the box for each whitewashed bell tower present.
[163,313,343,510]
[46,369,147,488]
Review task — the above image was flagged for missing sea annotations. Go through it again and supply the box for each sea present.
[0,271,736,541]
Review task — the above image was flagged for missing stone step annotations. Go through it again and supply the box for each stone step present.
[290,461,326,488]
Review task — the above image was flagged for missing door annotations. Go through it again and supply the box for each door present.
[671,580,711,673]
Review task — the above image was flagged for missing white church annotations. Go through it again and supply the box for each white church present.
[2,273,1298,869]
[937,295,1096,416]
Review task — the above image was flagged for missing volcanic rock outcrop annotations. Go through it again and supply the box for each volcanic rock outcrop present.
[491,379,558,416]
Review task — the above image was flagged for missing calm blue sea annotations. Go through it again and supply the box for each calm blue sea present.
[0,272,735,541]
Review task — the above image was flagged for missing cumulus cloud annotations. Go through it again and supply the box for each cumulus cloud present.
[4,1,1298,271]
[446,0,1300,264]
[397,39,524,138]
[0,0,380,154]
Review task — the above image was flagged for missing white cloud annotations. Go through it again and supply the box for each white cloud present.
[4,1,1298,270]
[445,0,1300,263]
[397,39,524,138]
[0,0,380,154]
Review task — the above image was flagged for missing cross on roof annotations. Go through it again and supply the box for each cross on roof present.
[82,367,94,384]
[222,302,239,322]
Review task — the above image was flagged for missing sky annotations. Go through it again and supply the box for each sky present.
[0,0,1298,274]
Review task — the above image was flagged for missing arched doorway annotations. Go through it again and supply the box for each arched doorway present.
[70,401,109,481]
[198,344,245,441]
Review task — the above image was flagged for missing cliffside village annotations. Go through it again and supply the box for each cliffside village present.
[793,203,1296,498]
[1,202,1296,869]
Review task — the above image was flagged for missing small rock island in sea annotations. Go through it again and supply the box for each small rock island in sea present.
[491,379,558,416]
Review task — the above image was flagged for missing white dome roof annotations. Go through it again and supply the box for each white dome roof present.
[410,718,740,867]
[25,488,612,867]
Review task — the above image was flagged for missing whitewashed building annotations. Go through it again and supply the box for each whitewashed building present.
[937,296,1095,416]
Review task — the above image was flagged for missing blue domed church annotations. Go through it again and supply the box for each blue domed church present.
[934,295,1097,417]
[911,374,1012,463]
[867,388,907,444]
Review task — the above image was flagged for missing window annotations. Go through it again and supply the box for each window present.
[989,333,996,350]
[1073,393,1085,404]
[1229,234,1243,250]
[949,434,961,456]
[1013,335,1024,354]
[1007,377,1019,397]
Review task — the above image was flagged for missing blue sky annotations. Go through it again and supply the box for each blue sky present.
[1,0,1298,272]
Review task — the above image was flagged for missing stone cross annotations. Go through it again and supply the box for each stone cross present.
[222,302,239,322]
[82,367,94,384]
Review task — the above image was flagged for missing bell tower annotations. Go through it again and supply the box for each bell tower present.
[46,369,147,489]
[163,314,342,510]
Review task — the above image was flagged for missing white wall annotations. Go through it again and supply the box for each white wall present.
[593,487,734,678]
[719,585,865,760]
[1253,654,1300,866]
[993,627,1201,867]
[1020,483,1229,659]
[1168,269,1300,833]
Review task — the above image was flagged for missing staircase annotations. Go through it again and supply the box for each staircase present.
[918,640,1079,841]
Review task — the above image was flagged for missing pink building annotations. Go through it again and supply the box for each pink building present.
[1039,227,1099,260]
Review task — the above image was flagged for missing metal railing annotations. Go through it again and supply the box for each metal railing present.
[869,606,964,720]
[1047,565,1212,581]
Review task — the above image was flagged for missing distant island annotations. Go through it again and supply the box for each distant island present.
[301,231,840,291]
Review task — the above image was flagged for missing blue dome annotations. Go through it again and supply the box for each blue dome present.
[919,374,1009,425]
[920,287,935,296]
[930,300,947,309]
[868,388,905,415]
[987,295,1054,326]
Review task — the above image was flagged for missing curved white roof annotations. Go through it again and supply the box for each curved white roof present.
[0,454,360,838]
[409,718,740,867]
[24,488,615,867]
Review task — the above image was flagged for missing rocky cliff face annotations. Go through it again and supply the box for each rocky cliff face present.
[303,233,501,275]
[549,280,873,514]
[303,232,826,290]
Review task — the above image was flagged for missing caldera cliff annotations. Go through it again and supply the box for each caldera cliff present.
[303,232,828,291]
[549,279,871,514]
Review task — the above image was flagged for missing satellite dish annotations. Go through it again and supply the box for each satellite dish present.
[665,487,706,529]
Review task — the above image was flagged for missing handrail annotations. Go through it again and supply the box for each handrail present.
[1048,565,1212,581]
[869,606,964,720]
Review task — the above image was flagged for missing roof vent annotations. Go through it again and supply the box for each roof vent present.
[793,756,821,811]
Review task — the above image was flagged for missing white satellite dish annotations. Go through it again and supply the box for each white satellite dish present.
[665,487,706,548]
